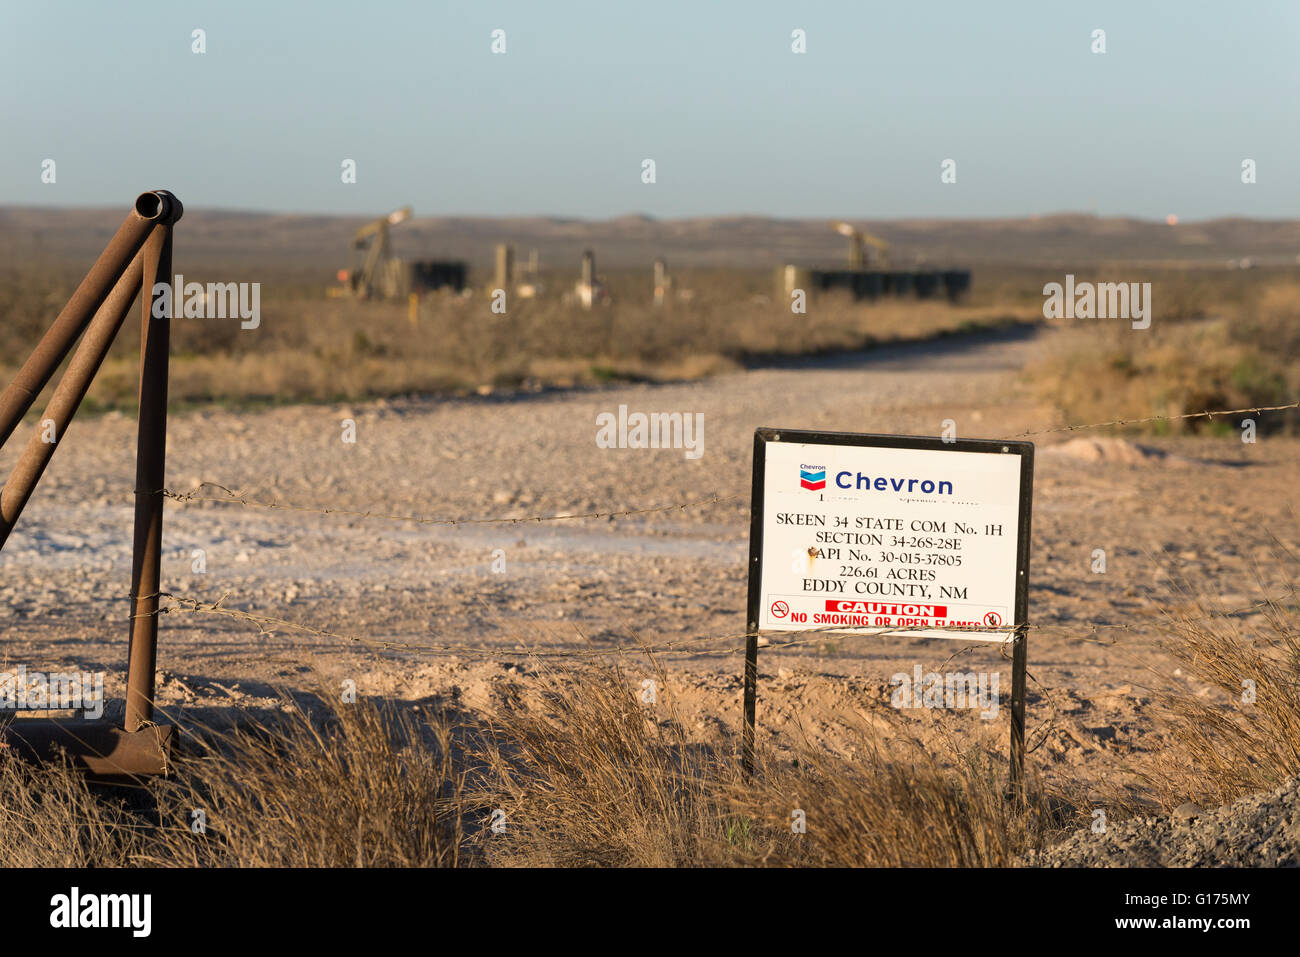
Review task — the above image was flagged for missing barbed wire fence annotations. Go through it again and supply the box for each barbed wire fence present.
[151,587,1289,661]
[159,485,744,527]
[148,584,1292,764]
[1011,400,1299,437]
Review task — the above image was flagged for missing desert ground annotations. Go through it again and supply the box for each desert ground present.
[3,318,1295,822]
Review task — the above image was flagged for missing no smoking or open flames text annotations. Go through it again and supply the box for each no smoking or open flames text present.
[758,439,1023,641]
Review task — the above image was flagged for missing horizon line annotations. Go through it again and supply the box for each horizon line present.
[0,203,1295,227]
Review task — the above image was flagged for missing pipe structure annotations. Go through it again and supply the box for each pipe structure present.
[124,223,174,732]
[0,191,171,449]
[3,721,175,777]
[0,253,144,552]
[0,189,183,775]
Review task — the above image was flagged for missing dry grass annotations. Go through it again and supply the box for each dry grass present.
[144,697,468,867]
[7,261,1291,415]
[728,744,1070,867]
[1,697,467,867]
[1147,559,1300,807]
[0,266,1028,410]
[1026,277,1300,435]
[0,746,149,867]
[474,659,1074,867]
[0,663,1085,868]
[476,660,747,866]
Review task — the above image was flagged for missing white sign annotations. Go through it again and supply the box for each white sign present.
[750,431,1032,642]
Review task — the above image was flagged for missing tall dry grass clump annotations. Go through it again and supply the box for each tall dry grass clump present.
[477,661,747,866]
[145,697,468,867]
[0,745,148,866]
[1150,567,1300,807]
[727,742,1070,867]
[476,661,1075,867]
[3,699,470,867]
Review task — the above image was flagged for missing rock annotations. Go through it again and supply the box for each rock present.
[1044,437,1173,465]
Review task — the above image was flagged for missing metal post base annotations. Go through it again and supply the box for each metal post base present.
[1,719,174,777]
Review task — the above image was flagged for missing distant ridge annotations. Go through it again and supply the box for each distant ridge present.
[2,206,1297,273]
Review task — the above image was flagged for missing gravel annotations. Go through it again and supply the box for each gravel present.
[1028,778,1300,867]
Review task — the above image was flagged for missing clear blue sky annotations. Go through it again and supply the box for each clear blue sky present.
[2,0,1296,220]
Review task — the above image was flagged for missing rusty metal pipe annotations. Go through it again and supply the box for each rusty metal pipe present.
[0,191,172,450]
[0,252,144,553]
[124,223,173,732]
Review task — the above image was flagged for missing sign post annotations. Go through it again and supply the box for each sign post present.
[742,428,1033,791]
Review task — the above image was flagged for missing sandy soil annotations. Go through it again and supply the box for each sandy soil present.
[2,324,1296,802]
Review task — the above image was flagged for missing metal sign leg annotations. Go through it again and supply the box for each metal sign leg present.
[742,632,758,775]
[1009,626,1028,799]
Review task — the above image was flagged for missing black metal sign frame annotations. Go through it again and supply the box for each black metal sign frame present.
[742,427,1034,792]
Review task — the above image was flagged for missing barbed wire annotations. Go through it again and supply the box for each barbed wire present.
[152,589,1291,664]
[159,483,741,526]
[1013,400,1299,437]
[144,589,1287,766]
[154,589,1037,661]
[156,591,744,660]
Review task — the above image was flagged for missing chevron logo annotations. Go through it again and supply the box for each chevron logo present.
[799,465,826,490]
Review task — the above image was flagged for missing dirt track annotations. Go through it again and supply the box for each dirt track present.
[3,324,1297,798]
